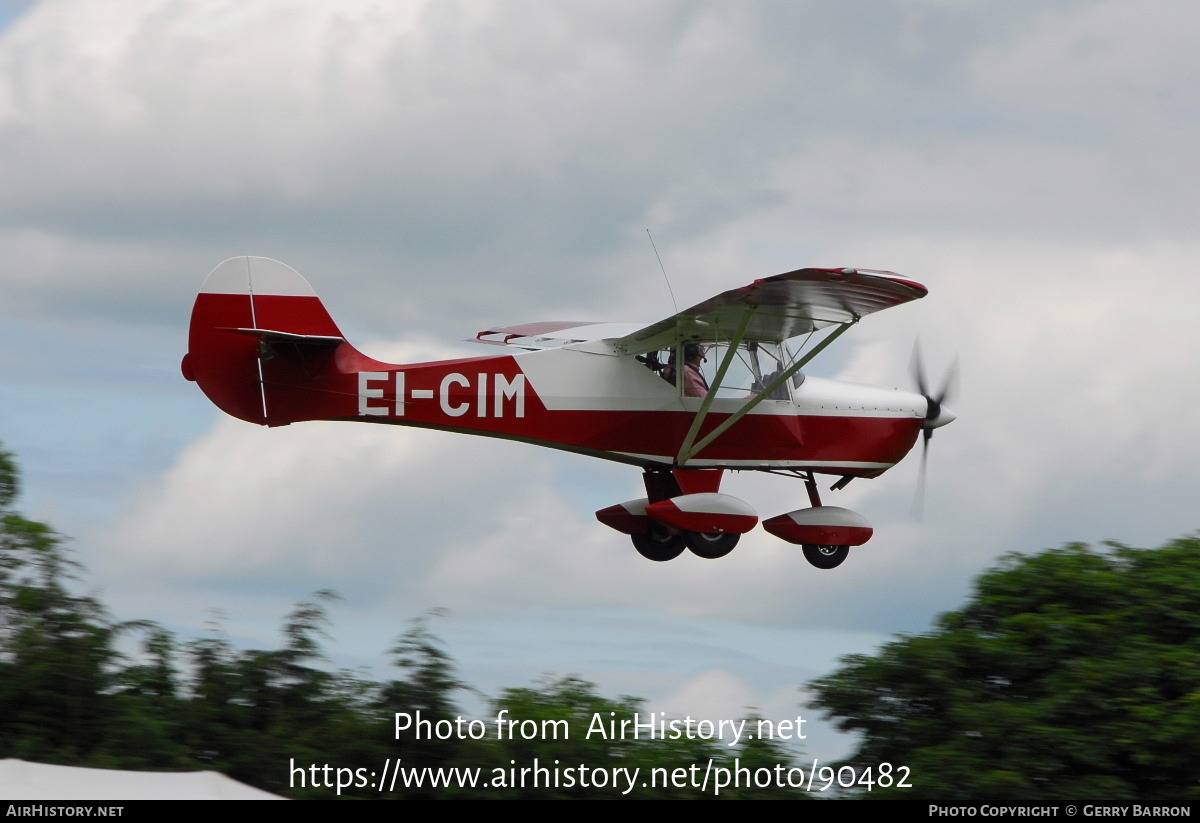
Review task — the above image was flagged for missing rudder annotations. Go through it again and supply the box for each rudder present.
[182,257,347,425]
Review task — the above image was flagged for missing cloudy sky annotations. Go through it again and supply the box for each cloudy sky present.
[3,0,1199,762]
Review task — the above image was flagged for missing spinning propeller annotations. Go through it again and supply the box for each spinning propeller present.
[910,341,958,518]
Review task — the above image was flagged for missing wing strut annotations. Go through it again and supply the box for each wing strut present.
[676,320,855,465]
[676,309,755,464]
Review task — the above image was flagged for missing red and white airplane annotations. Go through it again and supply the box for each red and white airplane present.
[183,257,954,568]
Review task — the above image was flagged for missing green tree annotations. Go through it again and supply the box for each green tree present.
[380,611,469,797]
[177,592,383,796]
[103,623,193,769]
[484,675,670,799]
[0,443,119,763]
[732,714,811,800]
[809,538,1200,801]
[482,677,807,799]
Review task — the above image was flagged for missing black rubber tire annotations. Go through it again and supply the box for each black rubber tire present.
[802,544,849,569]
[684,531,740,559]
[631,529,687,562]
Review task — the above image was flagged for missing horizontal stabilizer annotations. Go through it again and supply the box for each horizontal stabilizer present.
[228,328,345,346]
[225,327,345,377]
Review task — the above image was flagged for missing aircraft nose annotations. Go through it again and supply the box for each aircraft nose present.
[928,404,955,429]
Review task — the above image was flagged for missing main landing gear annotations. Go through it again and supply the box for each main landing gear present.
[630,527,740,561]
[596,469,869,567]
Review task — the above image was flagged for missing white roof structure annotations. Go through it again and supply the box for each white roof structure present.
[0,759,282,800]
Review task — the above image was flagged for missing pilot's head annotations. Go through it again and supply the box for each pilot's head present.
[684,342,707,364]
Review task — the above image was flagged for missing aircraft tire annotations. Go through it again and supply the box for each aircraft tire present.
[631,529,687,562]
[685,531,740,559]
[802,544,849,569]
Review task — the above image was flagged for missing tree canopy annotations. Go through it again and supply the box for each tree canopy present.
[809,538,1200,801]
[18,433,1200,800]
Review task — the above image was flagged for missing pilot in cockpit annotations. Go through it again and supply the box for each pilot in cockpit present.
[681,342,709,397]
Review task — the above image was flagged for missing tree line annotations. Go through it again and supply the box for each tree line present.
[4,440,1199,800]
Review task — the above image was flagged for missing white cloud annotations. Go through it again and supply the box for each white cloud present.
[651,668,756,725]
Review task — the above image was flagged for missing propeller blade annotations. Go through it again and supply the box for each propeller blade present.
[935,355,959,408]
[909,341,957,519]
[912,428,931,520]
[910,340,929,398]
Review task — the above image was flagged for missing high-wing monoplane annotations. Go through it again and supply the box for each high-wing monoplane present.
[183,257,954,568]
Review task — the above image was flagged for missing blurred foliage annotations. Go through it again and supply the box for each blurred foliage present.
[11,436,1200,800]
[810,539,1200,801]
[0,443,805,798]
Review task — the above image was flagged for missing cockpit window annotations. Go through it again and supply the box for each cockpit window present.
[637,347,679,387]
[638,340,804,400]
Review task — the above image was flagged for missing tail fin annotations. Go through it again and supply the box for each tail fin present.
[182,257,349,426]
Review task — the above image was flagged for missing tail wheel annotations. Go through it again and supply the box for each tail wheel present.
[803,544,849,569]
[685,531,740,559]
[631,528,686,562]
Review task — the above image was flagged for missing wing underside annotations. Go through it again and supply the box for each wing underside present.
[469,267,926,355]
[614,267,927,352]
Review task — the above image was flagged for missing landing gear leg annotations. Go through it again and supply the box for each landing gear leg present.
[804,472,822,507]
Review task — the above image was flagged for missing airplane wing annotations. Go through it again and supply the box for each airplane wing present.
[471,320,645,350]
[614,267,927,352]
